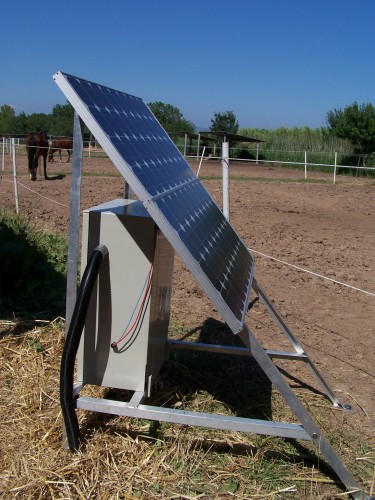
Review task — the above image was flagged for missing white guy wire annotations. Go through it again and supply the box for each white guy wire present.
[2,179,69,208]
[248,247,375,297]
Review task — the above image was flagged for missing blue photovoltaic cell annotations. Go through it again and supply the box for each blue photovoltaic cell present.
[155,180,253,320]
[53,71,254,332]
[65,74,195,198]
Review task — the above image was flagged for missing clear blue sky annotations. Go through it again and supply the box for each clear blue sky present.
[1,0,374,130]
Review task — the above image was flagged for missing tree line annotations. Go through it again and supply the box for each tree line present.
[0,102,75,137]
[1,100,375,159]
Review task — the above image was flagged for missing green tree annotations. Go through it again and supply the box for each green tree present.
[14,112,28,135]
[0,105,16,134]
[210,110,239,134]
[25,113,50,133]
[148,101,195,133]
[49,103,74,136]
[326,102,375,154]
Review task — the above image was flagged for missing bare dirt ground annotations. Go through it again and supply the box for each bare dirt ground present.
[1,152,375,491]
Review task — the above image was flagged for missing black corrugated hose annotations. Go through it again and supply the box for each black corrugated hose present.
[60,244,108,452]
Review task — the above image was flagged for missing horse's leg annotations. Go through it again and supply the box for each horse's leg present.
[32,155,38,181]
[43,153,48,179]
[29,157,34,179]
[67,149,71,162]
[27,149,33,179]
[29,147,38,181]
[59,149,62,162]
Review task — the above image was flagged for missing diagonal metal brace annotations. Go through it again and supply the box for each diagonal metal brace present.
[238,324,364,499]
[252,277,351,410]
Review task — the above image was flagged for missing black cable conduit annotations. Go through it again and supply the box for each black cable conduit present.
[60,244,108,452]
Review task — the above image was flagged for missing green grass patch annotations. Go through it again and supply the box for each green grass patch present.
[0,209,68,319]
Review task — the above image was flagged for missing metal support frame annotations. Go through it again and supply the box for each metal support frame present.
[124,181,134,199]
[61,109,366,499]
[252,277,348,410]
[76,393,310,440]
[65,112,84,331]
[70,275,366,498]
[237,323,365,499]
[62,112,84,449]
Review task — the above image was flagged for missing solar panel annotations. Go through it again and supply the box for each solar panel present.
[53,71,254,333]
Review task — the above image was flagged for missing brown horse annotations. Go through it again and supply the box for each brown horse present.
[25,131,49,180]
[48,137,73,162]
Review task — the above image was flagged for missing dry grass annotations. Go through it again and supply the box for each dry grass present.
[0,318,374,499]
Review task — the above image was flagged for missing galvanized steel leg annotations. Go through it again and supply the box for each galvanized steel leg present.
[65,112,84,330]
[238,324,364,499]
[252,277,348,409]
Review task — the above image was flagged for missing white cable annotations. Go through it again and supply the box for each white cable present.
[248,247,375,297]
[2,179,373,297]
[1,179,69,208]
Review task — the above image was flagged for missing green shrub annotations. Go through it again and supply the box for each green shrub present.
[0,210,68,319]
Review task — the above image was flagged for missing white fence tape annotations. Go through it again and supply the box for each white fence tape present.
[1,138,373,298]
[248,247,375,297]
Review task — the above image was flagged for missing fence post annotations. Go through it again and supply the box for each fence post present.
[11,138,19,214]
[222,141,230,221]
[333,152,337,184]
[2,136,5,174]
[304,150,307,180]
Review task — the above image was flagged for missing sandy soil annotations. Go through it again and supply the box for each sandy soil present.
[1,153,375,442]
